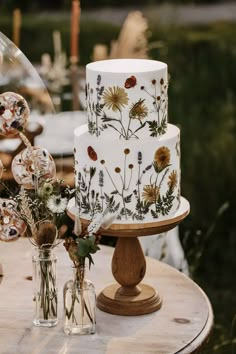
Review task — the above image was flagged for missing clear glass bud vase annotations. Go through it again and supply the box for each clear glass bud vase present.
[32,249,58,327]
[63,267,96,335]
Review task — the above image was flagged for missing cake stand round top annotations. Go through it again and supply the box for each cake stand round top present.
[68,196,190,237]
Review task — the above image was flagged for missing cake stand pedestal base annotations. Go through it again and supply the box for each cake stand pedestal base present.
[97,283,162,316]
[68,197,190,317]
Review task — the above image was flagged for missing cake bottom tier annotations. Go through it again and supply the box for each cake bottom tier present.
[74,124,181,224]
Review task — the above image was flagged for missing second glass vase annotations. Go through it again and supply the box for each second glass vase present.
[63,267,96,335]
[32,248,58,327]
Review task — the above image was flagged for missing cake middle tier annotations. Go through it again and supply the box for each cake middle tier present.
[74,124,181,224]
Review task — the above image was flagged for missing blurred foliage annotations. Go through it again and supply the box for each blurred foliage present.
[0,14,236,351]
[0,0,225,13]
[0,15,120,64]
[148,22,236,352]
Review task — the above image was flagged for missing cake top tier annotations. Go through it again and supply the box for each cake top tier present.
[86,59,168,140]
[86,58,167,73]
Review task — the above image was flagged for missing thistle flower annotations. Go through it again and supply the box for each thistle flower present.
[35,221,58,249]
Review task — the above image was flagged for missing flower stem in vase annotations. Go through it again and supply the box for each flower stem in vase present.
[63,266,96,335]
[32,249,58,327]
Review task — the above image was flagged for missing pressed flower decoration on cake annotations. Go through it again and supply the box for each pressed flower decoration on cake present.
[75,144,179,222]
[86,74,168,139]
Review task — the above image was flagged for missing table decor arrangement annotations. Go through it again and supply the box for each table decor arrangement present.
[0,91,73,327]
[63,210,116,335]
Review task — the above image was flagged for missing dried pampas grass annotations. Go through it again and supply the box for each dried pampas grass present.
[109,11,149,59]
[92,11,149,62]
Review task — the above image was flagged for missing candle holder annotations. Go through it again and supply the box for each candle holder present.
[68,197,190,316]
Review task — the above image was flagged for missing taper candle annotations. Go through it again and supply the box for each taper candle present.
[70,0,80,64]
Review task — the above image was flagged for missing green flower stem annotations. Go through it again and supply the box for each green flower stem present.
[126,169,133,191]
[104,166,121,196]
[126,113,133,140]
[118,108,127,139]
[121,190,127,219]
[65,265,95,326]
[39,259,57,320]
[123,154,127,189]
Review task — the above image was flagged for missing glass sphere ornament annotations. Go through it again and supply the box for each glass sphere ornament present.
[0,198,26,241]
[11,146,56,189]
[0,91,30,137]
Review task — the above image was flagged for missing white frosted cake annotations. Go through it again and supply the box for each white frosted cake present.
[74,59,181,224]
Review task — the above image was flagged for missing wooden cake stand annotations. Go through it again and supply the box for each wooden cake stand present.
[68,196,190,316]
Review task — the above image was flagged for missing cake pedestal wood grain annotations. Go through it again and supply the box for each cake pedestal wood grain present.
[0,238,213,354]
[69,197,190,316]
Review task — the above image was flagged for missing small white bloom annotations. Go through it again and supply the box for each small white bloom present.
[47,195,68,213]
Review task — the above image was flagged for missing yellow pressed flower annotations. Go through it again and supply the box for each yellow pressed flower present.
[130,99,148,120]
[168,170,178,190]
[154,146,170,170]
[103,86,129,112]
[142,185,159,204]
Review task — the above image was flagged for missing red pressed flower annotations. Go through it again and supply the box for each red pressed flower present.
[87,146,97,161]
[124,76,137,89]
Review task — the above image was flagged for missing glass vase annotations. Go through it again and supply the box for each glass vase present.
[32,248,58,327]
[63,267,96,335]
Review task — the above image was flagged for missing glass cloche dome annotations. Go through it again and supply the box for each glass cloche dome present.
[0,31,55,114]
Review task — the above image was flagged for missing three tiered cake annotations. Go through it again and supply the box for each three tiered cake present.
[74,59,181,224]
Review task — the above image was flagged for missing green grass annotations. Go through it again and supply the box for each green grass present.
[1,14,236,352]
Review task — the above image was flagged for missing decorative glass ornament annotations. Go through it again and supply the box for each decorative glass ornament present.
[0,91,30,137]
[0,31,54,114]
[0,198,26,241]
[11,146,56,189]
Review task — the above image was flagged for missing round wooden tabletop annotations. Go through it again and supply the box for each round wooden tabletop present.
[0,239,213,354]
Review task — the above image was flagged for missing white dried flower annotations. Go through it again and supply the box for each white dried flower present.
[47,195,68,213]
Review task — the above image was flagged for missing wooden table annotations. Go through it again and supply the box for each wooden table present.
[0,239,213,354]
